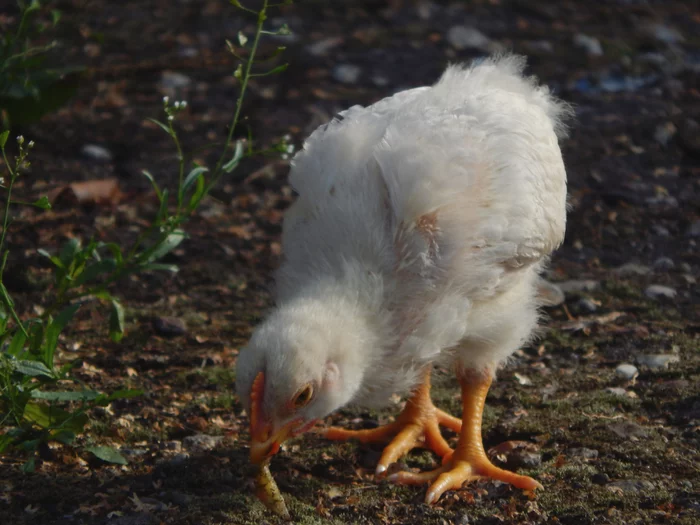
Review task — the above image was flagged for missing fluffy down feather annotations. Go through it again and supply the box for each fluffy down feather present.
[237,55,571,414]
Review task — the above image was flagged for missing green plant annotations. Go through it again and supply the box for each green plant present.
[0,0,293,469]
[0,1,81,126]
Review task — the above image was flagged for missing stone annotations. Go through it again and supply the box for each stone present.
[152,316,187,337]
[568,448,599,460]
[649,24,684,45]
[573,34,603,56]
[653,257,675,271]
[614,263,650,276]
[332,64,361,84]
[608,421,648,440]
[592,473,610,485]
[556,280,600,294]
[605,387,628,397]
[536,278,565,306]
[645,285,677,300]
[160,71,192,96]
[635,354,680,370]
[575,298,598,314]
[182,434,223,452]
[447,26,492,51]
[81,144,113,162]
[615,364,638,380]
[654,122,677,146]
[607,479,655,494]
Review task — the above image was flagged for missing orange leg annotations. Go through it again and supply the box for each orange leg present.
[323,369,462,474]
[388,369,543,504]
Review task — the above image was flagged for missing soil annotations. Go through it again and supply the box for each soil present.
[0,1,698,524]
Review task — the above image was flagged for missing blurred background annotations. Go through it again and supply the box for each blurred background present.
[0,1,698,524]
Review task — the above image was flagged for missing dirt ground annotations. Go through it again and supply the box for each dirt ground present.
[0,0,698,524]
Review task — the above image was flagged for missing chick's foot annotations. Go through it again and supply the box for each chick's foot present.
[323,369,461,475]
[387,370,542,504]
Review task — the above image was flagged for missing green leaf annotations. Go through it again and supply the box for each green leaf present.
[37,249,64,269]
[51,9,62,25]
[156,188,170,222]
[256,63,289,77]
[187,172,206,211]
[147,118,172,136]
[43,303,81,368]
[24,402,89,433]
[85,446,128,465]
[108,299,125,343]
[13,360,53,378]
[31,390,100,402]
[0,433,14,453]
[59,238,80,268]
[144,230,186,263]
[8,329,27,356]
[96,242,123,266]
[140,263,179,273]
[23,402,64,428]
[182,166,209,194]
[94,388,143,406]
[141,170,162,202]
[0,130,9,148]
[72,258,117,287]
[52,430,75,445]
[222,141,245,173]
[32,196,51,210]
[21,457,36,473]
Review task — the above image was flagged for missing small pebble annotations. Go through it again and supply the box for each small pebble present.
[653,257,675,271]
[605,387,628,397]
[81,144,113,162]
[607,479,655,494]
[645,284,677,300]
[153,316,187,337]
[182,434,223,452]
[446,26,492,51]
[573,34,603,56]
[591,473,610,485]
[160,71,192,96]
[556,280,600,294]
[614,263,650,276]
[575,298,598,313]
[635,354,680,370]
[332,64,361,84]
[615,364,639,380]
[608,421,648,440]
[568,448,599,460]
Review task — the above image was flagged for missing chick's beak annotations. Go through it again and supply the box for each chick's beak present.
[248,371,318,464]
[250,420,295,464]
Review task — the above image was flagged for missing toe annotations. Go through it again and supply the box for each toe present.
[376,424,422,475]
[387,467,444,486]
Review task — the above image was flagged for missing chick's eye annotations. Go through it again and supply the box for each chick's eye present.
[292,384,313,409]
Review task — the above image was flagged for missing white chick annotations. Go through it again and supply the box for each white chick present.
[237,54,571,504]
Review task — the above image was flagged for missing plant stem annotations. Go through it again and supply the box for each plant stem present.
[211,0,268,185]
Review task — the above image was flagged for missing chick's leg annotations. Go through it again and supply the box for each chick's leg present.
[388,369,542,504]
[323,368,462,474]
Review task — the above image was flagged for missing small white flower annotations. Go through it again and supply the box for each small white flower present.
[28,140,35,148]
[174,101,180,109]
[285,144,295,154]
[281,153,289,160]
[163,96,169,104]
[180,101,187,108]
[283,134,291,141]
[167,115,174,121]
[16,135,24,145]
[0,177,5,185]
